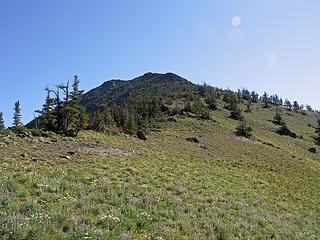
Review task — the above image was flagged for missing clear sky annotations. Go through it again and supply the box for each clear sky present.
[1,0,320,126]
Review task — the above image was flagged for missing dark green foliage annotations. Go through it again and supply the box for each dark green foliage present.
[35,75,88,137]
[277,122,297,138]
[204,89,217,111]
[235,121,253,138]
[251,91,259,103]
[285,99,292,111]
[241,88,251,100]
[61,76,88,136]
[13,101,22,128]
[245,100,252,113]
[80,73,196,113]
[0,112,4,129]
[306,105,313,112]
[223,90,238,110]
[293,101,300,112]
[262,92,270,108]
[273,109,284,125]
[229,101,243,121]
[315,117,320,145]
[184,98,210,119]
[36,88,56,130]
[89,109,114,132]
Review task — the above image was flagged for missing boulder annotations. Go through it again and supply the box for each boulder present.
[168,117,177,122]
[308,147,317,153]
[186,137,199,143]
[137,130,147,140]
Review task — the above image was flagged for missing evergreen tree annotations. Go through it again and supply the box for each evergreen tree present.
[284,99,292,111]
[293,101,300,112]
[204,89,217,110]
[36,88,56,130]
[71,75,84,99]
[229,101,243,121]
[315,117,320,145]
[262,92,270,108]
[306,105,313,112]
[13,100,22,128]
[0,112,5,129]
[273,109,284,125]
[61,76,88,136]
[251,91,259,103]
[241,88,251,100]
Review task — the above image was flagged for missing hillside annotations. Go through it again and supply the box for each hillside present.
[80,72,195,113]
[1,73,320,239]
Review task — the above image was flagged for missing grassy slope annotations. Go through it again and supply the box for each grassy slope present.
[0,102,320,239]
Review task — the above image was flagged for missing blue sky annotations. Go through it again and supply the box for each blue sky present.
[1,0,320,126]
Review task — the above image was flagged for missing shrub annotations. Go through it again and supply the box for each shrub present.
[277,122,297,138]
[235,121,253,138]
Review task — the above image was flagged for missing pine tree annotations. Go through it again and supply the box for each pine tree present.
[204,90,217,110]
[293,101,300,112]
[13,101,22,128]
[262,92,269,108]
[71,75,84,100]
[284,99,292,111]
[229,101,243,121]
[273,109,283,125]
[316,117,320,145]
[251,91,259,103]
[36,88,56,130]
[61,76,88,136]
[0,112,5,129]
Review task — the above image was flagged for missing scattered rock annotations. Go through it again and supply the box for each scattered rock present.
[67,151,76,155]
[62,155,71,160]
[137,130,147,140]
[308,147,317,154]
[119,233,130,240]
[186,137,199,143]
[183,111,197,118]
[21,153,27,158]
[200,144,208,149]
[168,117,177,122]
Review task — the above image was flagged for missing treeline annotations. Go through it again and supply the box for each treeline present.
[1,76,319,144]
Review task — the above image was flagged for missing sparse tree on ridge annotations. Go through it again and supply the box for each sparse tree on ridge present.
[61,75,88,136]
[284,99,292,111]
[13,100,22,128]
[273,109,284,125]
[293,101,300,112]
[315,116,320,145]
[0,112,5,129]
[229,101,243,121]
[204,89,217,110]
[262,92,270,108]
[36,87,56,130]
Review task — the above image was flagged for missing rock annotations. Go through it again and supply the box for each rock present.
[186,137,199,143]
[67,151,76,155]
[21,153,27,158]
[308,147,317,153]
[137,130,147,140]
[168,117,177,122]
[62,155,71,160]
[183,111,197,118]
